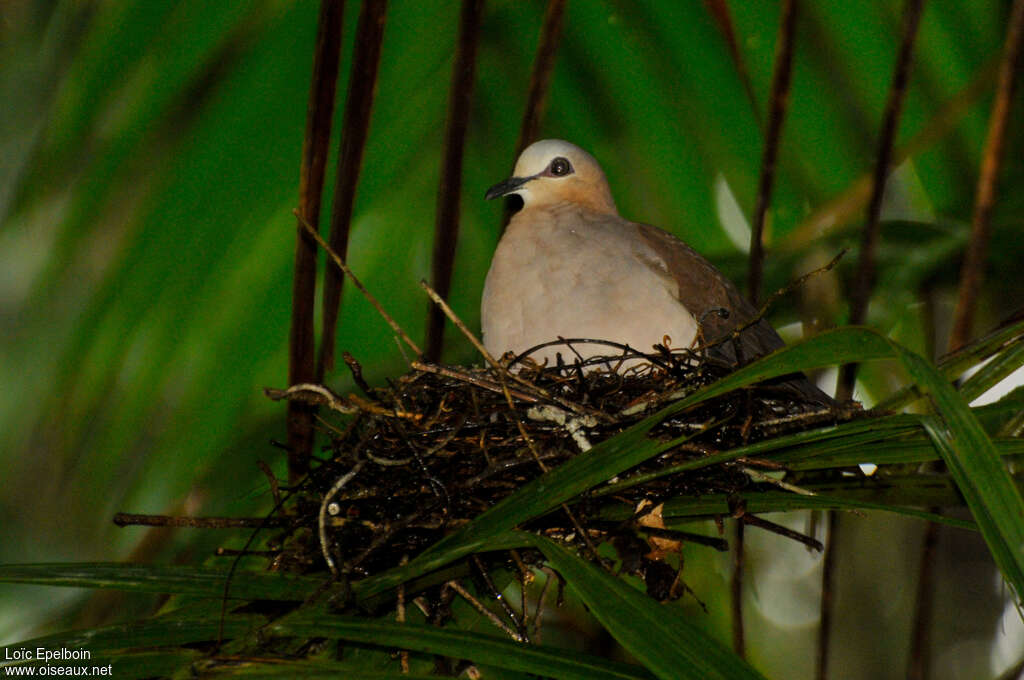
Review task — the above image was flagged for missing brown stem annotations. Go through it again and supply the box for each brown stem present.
[703,0,762,124]
[787,56,999,250]
[731,520,746,658]
[515,0,567,155]
[742,513,823,551]
[907,519,939,680]
[504,0,567,227]
[816,511,838,680]
[837,0,925,401]
[287,0,345,483]
[948,0,1024,352]
[113,513,287,529]
[299,211,421,357]
[317,0,388,380]
[425,0,486,362]
[748,0,798,306]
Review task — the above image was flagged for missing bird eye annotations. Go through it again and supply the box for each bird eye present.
[549,157,572,176]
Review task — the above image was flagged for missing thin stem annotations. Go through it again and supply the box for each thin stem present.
[299,211,421,356]
[748,0,798,305]
[907,519,939,680]
[816,511,838,680]
[837,0,925,401]
[425,0,486,362]
[113,513,287,529]
[948,0,1024,352]
[317,0,389,379]
[731,520,746,658]
[504,0,567,227]
[287,0,345,482]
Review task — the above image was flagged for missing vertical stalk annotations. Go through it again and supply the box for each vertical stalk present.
[425,0,486,363]
[317,0,389,380]
[836,0,925,401]
[948,0,1024,352]
[748,0,798,306]
[503,0,567,228]
[287,0,345,482]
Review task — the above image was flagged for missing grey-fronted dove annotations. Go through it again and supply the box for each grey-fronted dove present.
[482,139,831,404]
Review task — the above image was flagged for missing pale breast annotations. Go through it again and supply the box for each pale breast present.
[481,205,698,368]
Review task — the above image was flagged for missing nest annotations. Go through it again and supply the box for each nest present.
[265,341,856,605]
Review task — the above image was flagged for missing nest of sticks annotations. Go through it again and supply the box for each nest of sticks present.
[265,335,858,606]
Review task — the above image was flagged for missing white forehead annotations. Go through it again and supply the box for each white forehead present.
[512,139,601,177]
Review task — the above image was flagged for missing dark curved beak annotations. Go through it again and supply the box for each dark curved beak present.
[485,175,532,200]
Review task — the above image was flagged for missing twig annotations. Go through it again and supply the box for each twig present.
[741,466,817,496]
[511,338,674,373]
[726,250,845,358]
[838,0,926,401]
[473,555,528,642]
[113,513,287,529]
[257,460,282,507]
[342,351,374,397]
[287,0,345,483]
[748,0,798,306]
[418,276,550,457]
[318,0,389,379]
[741,513,823,552]
[446,580,523,641]
[265,382,422,420]
[426,0,486,362]
[397,555,410,674]
[948,0,1024,352]
[267,383,357,414]
[411,361,541,404]
[418,279,601,420]
[632,525,729,552]
[420,279,500,368]
[319,460,367,575]
[532,567,558,643]
[214,548,280,557]
[509,550,531,637]
[298,210,422,356]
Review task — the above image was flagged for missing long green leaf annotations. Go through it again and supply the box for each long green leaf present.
[592,413,922,497]
[595,479,980,530]
[875,317,1024,411]
[203,665,441,680]
[899,347,1024,600]
[958,336,1024,403]
[0,563,323,600]
[6,614,257,658]
[787,437,1024,470]
[523,532,767,680]
[271,616,653,680]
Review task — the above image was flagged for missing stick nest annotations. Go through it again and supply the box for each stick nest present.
[266,344,858,602]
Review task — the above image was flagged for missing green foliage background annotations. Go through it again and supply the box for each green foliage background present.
[1,1,1022,678]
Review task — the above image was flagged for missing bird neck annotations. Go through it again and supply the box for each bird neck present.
[522,193,618,219]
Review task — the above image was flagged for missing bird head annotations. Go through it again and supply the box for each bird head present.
[485,139,618,215]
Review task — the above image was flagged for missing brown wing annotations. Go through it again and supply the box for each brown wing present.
[634,222,833,405]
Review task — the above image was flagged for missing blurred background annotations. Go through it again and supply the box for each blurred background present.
[1,1,1022,678]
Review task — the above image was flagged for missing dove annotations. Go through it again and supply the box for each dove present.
[482,139,831,404]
